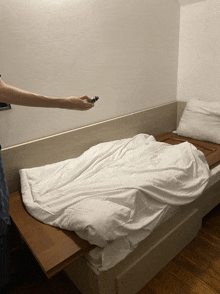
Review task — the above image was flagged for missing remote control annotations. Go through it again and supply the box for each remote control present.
[87,96,99,103]
[92,96,99,103]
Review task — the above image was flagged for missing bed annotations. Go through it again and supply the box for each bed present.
[64,134,220,294]
[8,98,220,294]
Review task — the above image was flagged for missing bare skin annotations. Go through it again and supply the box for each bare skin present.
[0,78,94,111]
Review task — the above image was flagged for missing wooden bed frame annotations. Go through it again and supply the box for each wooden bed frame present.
[63,133,220,294]
[6,101,220,294]
[9,132,220,294]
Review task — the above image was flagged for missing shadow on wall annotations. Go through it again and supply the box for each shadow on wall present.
[178,0,206,6]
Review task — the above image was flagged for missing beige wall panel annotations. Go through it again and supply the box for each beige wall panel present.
[2,102,177,193]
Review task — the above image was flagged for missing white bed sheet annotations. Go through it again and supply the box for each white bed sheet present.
[19,134,210,271]
[86,155,220,271]
[86,204,180,270]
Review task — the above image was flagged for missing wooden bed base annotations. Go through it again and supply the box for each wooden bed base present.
[156,132,220,170]
[7,102,220,294]
[9,191,95,278]
[9,132,220,294]
[9,179,220,294]
[64,134,220,294]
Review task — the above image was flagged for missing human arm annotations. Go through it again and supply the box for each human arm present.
[0,78,94,111]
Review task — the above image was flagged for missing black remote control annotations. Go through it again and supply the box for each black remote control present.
[91,96,99,103]
[87,96,99,103]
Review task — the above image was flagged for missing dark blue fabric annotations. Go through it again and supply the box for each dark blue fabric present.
[0,146,11,289]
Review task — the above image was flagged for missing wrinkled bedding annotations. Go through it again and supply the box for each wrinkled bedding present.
[20,134,210,270]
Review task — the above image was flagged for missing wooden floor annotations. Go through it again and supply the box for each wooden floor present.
[4,203,220,294]
[139,203,220,294]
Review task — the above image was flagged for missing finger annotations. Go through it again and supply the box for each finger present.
[80,95,93,102]
[83,100,94,110]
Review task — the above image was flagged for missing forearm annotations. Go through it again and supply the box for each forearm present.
[0,79,94,110]
[0,80,67,108]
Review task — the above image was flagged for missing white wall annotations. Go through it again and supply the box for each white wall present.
[178,0,220,102]
[0,0,180,148]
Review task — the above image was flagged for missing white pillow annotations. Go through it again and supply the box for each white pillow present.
[176,98,220,144]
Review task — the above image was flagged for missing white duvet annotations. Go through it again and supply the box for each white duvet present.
[20,134,210,270]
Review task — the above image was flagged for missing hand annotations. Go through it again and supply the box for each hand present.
[66,95,94,111]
